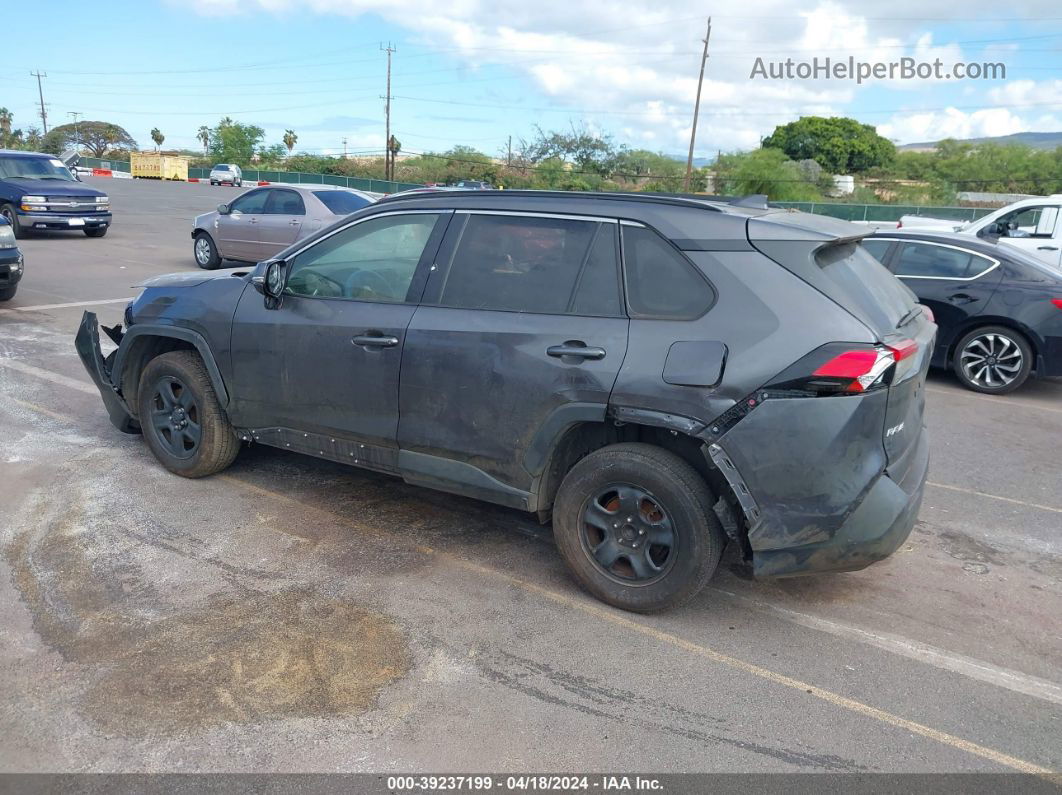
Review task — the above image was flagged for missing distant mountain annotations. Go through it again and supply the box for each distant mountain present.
[899,131,1062,151]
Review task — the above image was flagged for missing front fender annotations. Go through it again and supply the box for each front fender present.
[112,323,231,407]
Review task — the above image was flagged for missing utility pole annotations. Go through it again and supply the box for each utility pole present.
[381,43,396,180]
[342,137,348,159]
[683,18,711,193]
[507,135,512,168]
[31,71,49,134]
[68,112,82,151]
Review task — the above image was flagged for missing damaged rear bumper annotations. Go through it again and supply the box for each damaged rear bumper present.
[713,390,929,578]
[74,311,140,434]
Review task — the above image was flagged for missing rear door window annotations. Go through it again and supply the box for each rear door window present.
[894,242,995,279]
[264,189,306,215]
[434,214,622,315]
[621,225,714,319]
[313,190,372,215]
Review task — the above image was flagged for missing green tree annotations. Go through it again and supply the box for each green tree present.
[40,121,137,157]
[208,118,264,165]
[197,126,211,153]
[0,108,11,147]
[150,128,164,150]
[714,148,824,201]
[762,116,895,174]
[282,129,297,156]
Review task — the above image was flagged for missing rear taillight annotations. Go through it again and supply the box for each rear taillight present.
[766,340,919,396]
[920,304,935,323]
[896,221,902,228]
[1052,298,1062,310]
[812,347,899,393]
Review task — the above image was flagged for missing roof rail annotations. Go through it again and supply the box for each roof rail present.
[380,189,725,212]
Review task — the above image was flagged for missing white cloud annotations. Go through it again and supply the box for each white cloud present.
[185,0,1062,151]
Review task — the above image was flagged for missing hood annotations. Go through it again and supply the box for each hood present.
[138,267,253,289]
[4,177,105,198]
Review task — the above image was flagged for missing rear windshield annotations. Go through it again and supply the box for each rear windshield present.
[313,190,372,215]
[816,242,916,331]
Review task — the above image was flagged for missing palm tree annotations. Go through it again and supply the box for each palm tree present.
[197,126,210,153]
[282,129,297,157]
[150,127,164,151]
[0,108,11,147]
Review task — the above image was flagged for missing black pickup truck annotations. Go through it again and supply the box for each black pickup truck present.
[0,150,111,238]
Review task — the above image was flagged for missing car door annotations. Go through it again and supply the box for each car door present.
[215,188,270,261]
[889,240,1004,358]
[256,188,305,260]
[227,210,449,471]
[991,203,1062,268]
[398,211,629,502]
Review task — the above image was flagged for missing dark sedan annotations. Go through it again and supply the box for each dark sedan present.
[866,231,1062,394]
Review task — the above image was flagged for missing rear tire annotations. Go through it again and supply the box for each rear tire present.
[952,325,1032,395]
[137,351,239,478]
[1,204,23,238]
[552,443,724,612]
[84,226,107,238]
[193,231,222,270]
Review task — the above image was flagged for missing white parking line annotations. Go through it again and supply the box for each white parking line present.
[0,359,97,395]
[927,481,1062,515]
[926,386,1062,416]
[711,589,1062,707]
[0,297,131,313]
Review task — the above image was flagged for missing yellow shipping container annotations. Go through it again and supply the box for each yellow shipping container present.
[130,152,189,181]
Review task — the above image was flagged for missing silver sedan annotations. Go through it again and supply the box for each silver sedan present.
[191,185,377,269]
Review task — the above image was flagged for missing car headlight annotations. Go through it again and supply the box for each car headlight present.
[0,225,14,248]
[21,195,46,203]
[96,196,109,204]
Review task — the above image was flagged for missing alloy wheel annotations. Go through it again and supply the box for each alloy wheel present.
[959,332,1024,389]
[149,376,201,459]
[194,236,212,265]
[580,484,677,585]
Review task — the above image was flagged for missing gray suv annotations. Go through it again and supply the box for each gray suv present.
[76,191,934,611]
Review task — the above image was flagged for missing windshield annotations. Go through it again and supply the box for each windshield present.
[0,155,75,181]
[313,190,372,215]
[213,165,232,172]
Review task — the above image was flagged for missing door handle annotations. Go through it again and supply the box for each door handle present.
[1037,245,1059,251]
[249,217,258,224]
[547,342,606,360]
[947,293,978,304]
[352,333,399,348]
[289,219,301,226]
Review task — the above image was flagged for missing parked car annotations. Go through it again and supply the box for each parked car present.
[78,191,934,612]
[209,164,243,187]
[899,195,1062,268]
[865,231,1062,394]
[191,185,377,268]
[0,216,24,301]
[453,180,492,190]
[0,150,112,238]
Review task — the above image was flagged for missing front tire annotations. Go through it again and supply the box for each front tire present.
[84,226,107,238]
[953,325,1032,394]
[553,443,725,612]
[1,204,24,238]
[137,351,240,478]
[0,285,16,302]
[193,231,222,269]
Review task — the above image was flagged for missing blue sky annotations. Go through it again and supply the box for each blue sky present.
[6,0,1062,161]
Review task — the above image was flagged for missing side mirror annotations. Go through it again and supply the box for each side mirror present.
[217,203,230,215]
[253,260,286,309]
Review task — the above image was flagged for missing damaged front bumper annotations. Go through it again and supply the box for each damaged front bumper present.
[74,311,140,434]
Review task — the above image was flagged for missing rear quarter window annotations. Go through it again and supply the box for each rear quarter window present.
[816,242,916,330]
[621,225,714,319]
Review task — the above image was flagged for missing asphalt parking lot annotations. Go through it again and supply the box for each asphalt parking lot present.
[1,176,1060,774]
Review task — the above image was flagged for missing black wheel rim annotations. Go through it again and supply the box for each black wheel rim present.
[148,376,201,459]
[579,483,677,586]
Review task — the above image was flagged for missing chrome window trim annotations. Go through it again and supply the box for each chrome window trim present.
[455,209,619,224]
[874,237,1001,282]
